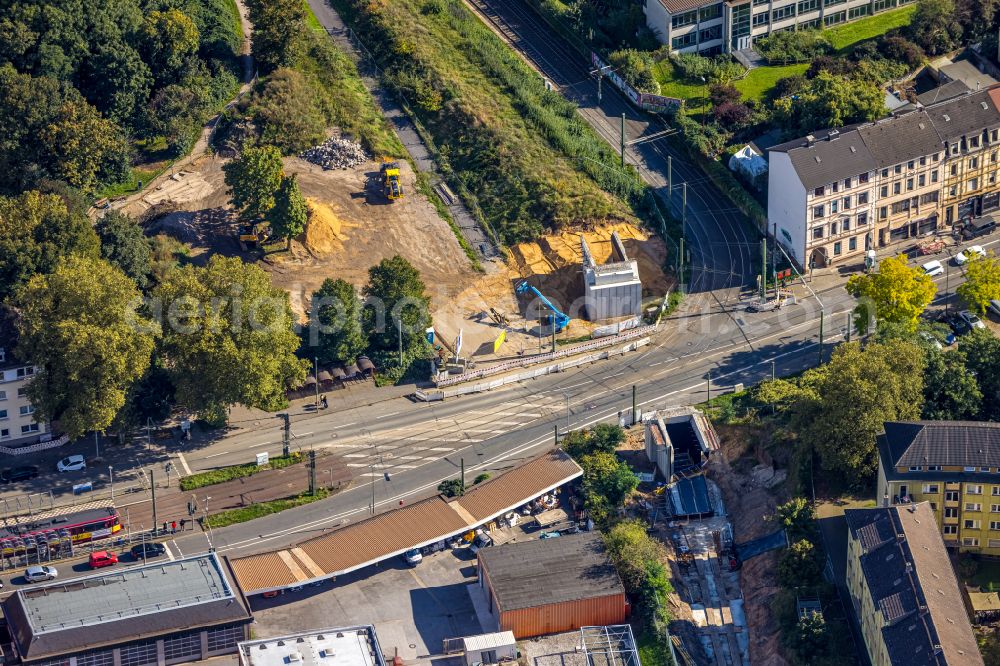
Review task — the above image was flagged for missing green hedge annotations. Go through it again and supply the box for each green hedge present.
[179,452,304,491]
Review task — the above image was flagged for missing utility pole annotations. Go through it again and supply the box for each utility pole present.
[308,450,316,496]
[771,222,778,300]
[632,384,637,426]
[398,318,403,366]
[150,469,157,536]
[682,182,688,231]
[313,357,320,407]
[554,424,559,445]
[678,237,685,293]
[460,458,465,495]
[760,235,767,301]
[620,113,626,168]
[846,312,852,342]
[818,310,825,365]
[667,156,673,205]
[707,371,711,402]
[279,413,290,457]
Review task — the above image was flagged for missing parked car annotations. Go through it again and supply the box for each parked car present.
[955,245,987,265]
[946,315,972,336]
[403,548,422,566]
[469,532,493,554]
[539,531,561,539]
[130,542,166,559]
[922,260,944,277]
[56,455,86,473]
[1,465,39,483]
[959,310,986,330]
[989,300,1000,318]
[918,332,942,350]
[89,551,118,569]
[24,565,57,583]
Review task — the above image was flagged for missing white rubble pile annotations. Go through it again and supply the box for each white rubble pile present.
[299,137,369,170]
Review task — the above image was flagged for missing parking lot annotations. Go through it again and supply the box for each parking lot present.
[250,548,486,663]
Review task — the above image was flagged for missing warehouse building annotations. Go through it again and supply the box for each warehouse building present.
[239,626,385,666]
[3,552,252,666]
[476,532,628,639]
[581,232,642,321]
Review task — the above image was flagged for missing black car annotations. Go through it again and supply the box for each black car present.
[1,465,39,483]
[130,542,166,559]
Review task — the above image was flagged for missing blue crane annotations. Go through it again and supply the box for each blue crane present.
[515,281,571,333]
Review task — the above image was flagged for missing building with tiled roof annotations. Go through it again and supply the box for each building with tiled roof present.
[845,503,982,666]
[877,421,1000,555]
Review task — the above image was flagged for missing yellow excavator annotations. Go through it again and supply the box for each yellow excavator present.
[380,159,403,202]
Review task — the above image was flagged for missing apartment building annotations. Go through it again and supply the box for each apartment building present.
[0,310,49,448]
[876,420,1000,556]
[768,87,1000,269]
[643,0,913,54]
[844,502,982,666]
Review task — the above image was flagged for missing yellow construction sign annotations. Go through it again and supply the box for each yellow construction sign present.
[493,329,506,353]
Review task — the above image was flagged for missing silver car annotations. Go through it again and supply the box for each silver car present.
[24,565,57,583]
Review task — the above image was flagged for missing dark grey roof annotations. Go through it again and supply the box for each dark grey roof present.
[774,130,877,191]
[670,475,713,517]
[881,421,1000,469]
[916,80,970,106]
[845,504,982,666]
[926,89,1000,141]
[856,112,943,168]
[478,532,624,612]
[5,553,251,661]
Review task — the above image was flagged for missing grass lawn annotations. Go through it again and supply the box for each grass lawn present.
[204,487,332,528]
[734,62,809,100]
[825,5,917,51]
[968,559,1000,591]
[303,0,324,31]
[179,453,305,491]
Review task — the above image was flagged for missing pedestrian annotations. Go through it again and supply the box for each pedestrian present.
[321,395,328,409]
[171,520,177,534]
[180,519,186,531]
[162,521,167,534]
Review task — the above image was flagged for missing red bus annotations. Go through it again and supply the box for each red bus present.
[0,506,121,555]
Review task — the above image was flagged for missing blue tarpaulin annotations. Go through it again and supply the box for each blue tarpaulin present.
[670,476,713,518]
[735,529,787,562]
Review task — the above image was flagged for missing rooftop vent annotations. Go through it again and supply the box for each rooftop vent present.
[829,129,840,140]
[919,122,926,130]
[806,134,816,145]
[850,146,856,153]
[287,652,303,663]
[944,114,951,122]
[815,156,821,163]
[983,102,989,109]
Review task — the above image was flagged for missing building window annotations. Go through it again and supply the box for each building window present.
[814,186,825,196]
[970,178,980,191]
[964,537,980,547]
[833,241,842,255]
[813,204,824,218]
[857,211,868,225]
[971,138,980,150]
[699,3,722,20]
[880,185,888,197]
[21,423,38,434]
[946,491,960,501]
[929,465,942,471]
[922,484,940,493]
[894,164,903,174]
[207,625,245,652]
[891,200,911,214]
[823,9,846,24]
[18,405,32,416]
[848,236,857,251]
[946,507,959,518]
[983,467,992,472]
[931,170,939,183]
[15,367,33,378]
[879,206,887,219]
[16,387,26,398]
[120,641,159,666]
[830,200,838,214]
[812,227,824,240]
[0,410,6,420]
[944,525,958,535]
[967,466,978,472]
[919,191,939,205]
[965,519,981,529]
[906,178,913,191]
[699,25,722,41]
[893,182,901,195]
[857,192,869,205]
[797,0,819,10]
[951,164,958,176]
[969,485,984,494]
[859,172,870,184]
[930,502,937,510]
[843,218,851,231]
[752,11,770,25]
[753,0,769,6]
[881,168,889,177]
[830,221,838,235]
[848,5,869,18]
[771,4,796,20]
[0,429,8,440]
[0,390,5,401]
[908,465,921,471]
[991,522,1000,530]
[966,503,983,512]
[76,652,114,666]
[970,156,979,169]
[992,504,1000,512]
[920,156,927,166]
[952,143,960,155]
[842,196,851,210]
[671,9,698,27]
[163,633,202,661]
[671,32,697,49]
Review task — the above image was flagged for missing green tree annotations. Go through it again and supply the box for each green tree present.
[846,254,937,331]
[754,378,816,413]
[154,255,308,422]
[309,278,367,365]
[267,175,308,248]
[14,257,157,439]
[961,329,1000,421]
[909,0,963,55]
[437,478,463,497]
[245,0,306,73]
[95,211,152,290]
[80,44,152,126]
[778,539,823,588]
[795,340,925,477]
[251,68,328,154]
[787,613,829,662]
[923,348,982,420]
[957,252,1000,315]
[579,452,638,522]
[223,145,284,220]
[38,94,131,191]
[563,424,625,459]
[603,520,669,592]
[774,498,816,542]
[0,190,100,300]
[362,255,431,353]
[142,9,200,86]
[607,49,659,94]
[144,82,210,157]
[774,71,886,135]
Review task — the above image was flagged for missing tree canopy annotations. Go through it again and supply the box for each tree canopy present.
[154,255,307,422]
[14,256,157,439]
[267,175,308,248]
[95,211,152,290]
[309,278,367,365]
[245,0,306,73]
[223,145,285,220]
[362,255,431,353]
[774,71,886,136]
[922,347,982,420]
[846,254,937,331]
[956,252,1000,315]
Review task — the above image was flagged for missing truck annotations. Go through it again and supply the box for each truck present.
[380,160,403,201]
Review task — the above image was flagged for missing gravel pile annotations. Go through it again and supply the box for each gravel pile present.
[299,137,369,170]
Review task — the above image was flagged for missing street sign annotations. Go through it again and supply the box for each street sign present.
[256,452,269,467]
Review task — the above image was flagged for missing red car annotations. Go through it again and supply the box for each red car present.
[89,551,118,569]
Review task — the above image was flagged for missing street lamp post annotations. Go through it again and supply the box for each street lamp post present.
[108,466,114,501]
[314,357,320,407]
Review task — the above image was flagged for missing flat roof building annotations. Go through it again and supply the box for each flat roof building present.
[581,232,642,321]
[845,503,982,665]
[238,626,385,666]
[476,532,627,639]
[3,552,252,666]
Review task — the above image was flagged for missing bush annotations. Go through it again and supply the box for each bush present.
[671,53,743,84]
[709,82,741,107]
[608,49,660,95]
[774,497,817,541]
[770,74,808,100]
[778,540,824,588]
[757,30,831,63]
[806,55,853,78]
[713,102,752,130]
[473,472,490,484]
[438,478,463,497]
[179,453,304,490]
[877,35,925,68]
